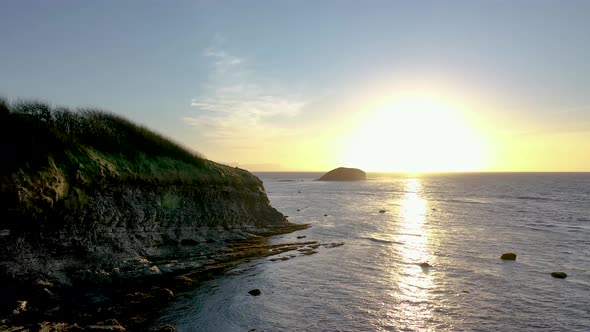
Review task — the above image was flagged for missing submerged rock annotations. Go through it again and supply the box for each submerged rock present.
[12,300,28,315]
[152,324,176,332]
[322,242,344,248]
[551,272,567,279]
[379,210,386,213]
[299,249,318,255]
[174,275,196,289]
[269,256,290,262]
[87,319,126,332]
[418,262,431,268]
[500,253,517,260]
[38,322,81,331]
[248,289,261,296]
[317,167,366,181]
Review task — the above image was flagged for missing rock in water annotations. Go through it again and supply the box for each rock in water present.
[551,272,567,279]
[500,253,517,260]
[317,167,366,181]
[86,319,126,332]
[418,262,431,268]
[248,289,261,296]
[153,325,176,332]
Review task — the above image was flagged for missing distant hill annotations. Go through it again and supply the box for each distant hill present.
[317,167,366,181]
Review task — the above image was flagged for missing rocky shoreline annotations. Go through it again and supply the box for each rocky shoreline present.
[0,100,334,331]
[0,223,348,332]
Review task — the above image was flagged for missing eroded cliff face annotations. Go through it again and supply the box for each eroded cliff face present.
[0,168,289,286]
[0,102,304,329]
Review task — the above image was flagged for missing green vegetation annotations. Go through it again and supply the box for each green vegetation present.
[161,191,180,212]
[0,98,260,211]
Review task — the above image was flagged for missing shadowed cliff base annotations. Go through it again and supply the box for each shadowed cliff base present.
[1,224,338,331]
[0,98,309,331]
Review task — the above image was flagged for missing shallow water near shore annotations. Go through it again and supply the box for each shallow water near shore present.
[156,172,590,331]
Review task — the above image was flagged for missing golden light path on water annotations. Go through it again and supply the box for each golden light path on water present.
[387,178,434,330]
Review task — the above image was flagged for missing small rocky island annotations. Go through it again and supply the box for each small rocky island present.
[317,167,366,181]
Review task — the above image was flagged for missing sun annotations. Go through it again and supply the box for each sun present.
[341,94,488,172]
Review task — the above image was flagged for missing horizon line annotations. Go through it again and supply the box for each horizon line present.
[251,170,590,174]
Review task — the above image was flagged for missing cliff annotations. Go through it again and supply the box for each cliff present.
[317,167,366,181]
[0,99,294,288]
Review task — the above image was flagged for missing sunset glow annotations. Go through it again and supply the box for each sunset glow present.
[342,95,488,172]
[1,2,589,172]
[1,2,589,331]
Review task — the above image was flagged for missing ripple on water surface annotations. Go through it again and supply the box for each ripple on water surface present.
[156,173,590,332]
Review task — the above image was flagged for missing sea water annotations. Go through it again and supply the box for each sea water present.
[156,173,590,331]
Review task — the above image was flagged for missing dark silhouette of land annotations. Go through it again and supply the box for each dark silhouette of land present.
[0,98,311,331]
[318,167,366,181]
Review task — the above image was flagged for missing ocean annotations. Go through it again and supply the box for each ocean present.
[156,172,590,331]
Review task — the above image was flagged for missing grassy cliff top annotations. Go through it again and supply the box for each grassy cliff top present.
[0,98,259,188]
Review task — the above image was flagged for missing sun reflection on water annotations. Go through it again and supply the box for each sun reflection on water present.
[393,178,434,330]
[399,178,428,261]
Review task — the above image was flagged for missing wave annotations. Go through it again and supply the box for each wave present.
[398,232,422,237]
[361,236,404,245]
[495,194,562,202]
[434,198,487,205]
[438,195,566,204]
[522,222,557,229]
[514,195,556,201]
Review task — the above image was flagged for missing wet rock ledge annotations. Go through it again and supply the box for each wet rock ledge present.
[0,99,311,331]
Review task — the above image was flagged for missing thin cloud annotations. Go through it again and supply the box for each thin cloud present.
[203,48,243,73]
[190,87,305,117]
[185,42,306,149]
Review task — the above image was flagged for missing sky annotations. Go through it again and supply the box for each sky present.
[1,1,589,172]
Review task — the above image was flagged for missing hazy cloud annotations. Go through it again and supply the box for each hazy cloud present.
[203,48,243,74]
[185,41,307,148]
[520,104,590,136]
[190,85,304,117]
